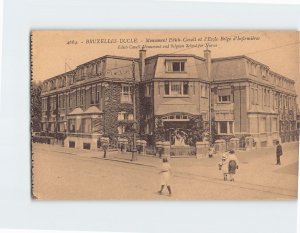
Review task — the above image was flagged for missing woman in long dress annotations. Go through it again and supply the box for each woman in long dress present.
[158,157,172,196]
[226,150,239,181]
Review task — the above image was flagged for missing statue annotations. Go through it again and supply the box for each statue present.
[173,129,187,146]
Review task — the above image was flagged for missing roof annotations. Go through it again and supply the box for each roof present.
[145,54,205,61]
[212,55,269,69]
[77,55,138,68]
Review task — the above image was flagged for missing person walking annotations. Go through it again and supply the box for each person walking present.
[226,149,239,181]
[208,145,215,158]
[101,136,110,159]
[158,157,172,196]
[275,140,283,165]
[219,150,239,181]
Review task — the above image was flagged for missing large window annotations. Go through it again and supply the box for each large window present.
[121,85,132,103]
[68,119,76,133]
[82,118,92,133]
[164,81,189,96]
[218,121,234,135]
[166,61,185,72]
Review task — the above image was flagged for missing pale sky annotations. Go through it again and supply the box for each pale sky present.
[32,31,299,102]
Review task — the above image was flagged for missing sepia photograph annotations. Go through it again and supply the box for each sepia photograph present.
[31,30,299,200]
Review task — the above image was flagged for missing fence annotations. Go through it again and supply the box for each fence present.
[170,146,196,156]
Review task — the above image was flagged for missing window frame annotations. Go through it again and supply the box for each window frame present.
[166,60,186,73]
[164,81,189,97]
[217,121,234,135]
[121,84,132,103]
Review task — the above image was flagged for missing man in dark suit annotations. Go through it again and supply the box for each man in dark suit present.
[275,140,283,165]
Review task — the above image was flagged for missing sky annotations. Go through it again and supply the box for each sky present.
[32,30,299,102]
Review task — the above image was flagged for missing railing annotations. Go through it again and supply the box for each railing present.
[214,103,234,111]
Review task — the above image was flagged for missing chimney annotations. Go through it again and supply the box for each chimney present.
[204,49,212,80]
[139,48,146,80]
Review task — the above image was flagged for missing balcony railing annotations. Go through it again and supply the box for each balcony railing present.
[214,103,234,112]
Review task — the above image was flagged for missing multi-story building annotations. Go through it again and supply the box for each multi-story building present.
[40,49,298,150]
[41,55,140,150]
[210,54,298,147]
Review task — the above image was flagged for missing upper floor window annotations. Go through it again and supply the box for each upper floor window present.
[166,61,186,72]
[201,84,208,98]
[217,87,231,103]
[249,63,257,76]
[164,81,189,96]
[121,85,132,103]
[218,95,231,103]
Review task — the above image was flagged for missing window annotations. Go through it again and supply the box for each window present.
[166,61,185,72]
[145,83,151,97]
[68,119,76,133]
[272,118,278,132]
[121,85,132,103]
[249,63,257,76]
[164,81,189,96]
[260,117,266,133]
[80,88,85,106]
[118,112,126,121]
[251,88,255,105]
[161,114,190,121]
[201,84,208,98]
[218,95,231,103]
[91,85,96,104]
[96,85,101,103]
[82,118,92,133]
[118,125,126,135]
[218,121,234,135]
[128,114,133,121]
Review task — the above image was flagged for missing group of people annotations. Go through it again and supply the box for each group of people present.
[157,140,284,196]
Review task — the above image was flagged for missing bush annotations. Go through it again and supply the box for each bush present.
[32,136,53,144]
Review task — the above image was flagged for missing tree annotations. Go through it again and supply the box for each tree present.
[31,81,43,132]
[186,116,206,146]
[154,117,167,142]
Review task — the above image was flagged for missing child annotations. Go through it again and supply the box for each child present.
[219,152,229,181]
[158,157,172,196]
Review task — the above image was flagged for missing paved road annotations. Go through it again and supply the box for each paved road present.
[32,142,299,200]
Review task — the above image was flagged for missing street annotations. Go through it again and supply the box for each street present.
[32,142,299,200]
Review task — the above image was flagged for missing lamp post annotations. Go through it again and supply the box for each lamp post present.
[131,60,138,161]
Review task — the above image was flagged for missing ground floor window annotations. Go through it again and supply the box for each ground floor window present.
[217,121,234,135]
[82,118,92,133]
[59,122,66,132]
[68,119,76,133]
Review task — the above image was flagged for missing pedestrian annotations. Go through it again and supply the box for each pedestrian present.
[208,145,215,158]
[102,141,108,158]
[275,140,283,165]
[158,157,172,196]
[226,149,239,181]
[101,136,110,159]
[219,152,229,181]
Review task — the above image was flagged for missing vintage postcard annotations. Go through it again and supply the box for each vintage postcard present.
[31,31,299,200]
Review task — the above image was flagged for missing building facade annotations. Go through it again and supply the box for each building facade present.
[40,50,298,150]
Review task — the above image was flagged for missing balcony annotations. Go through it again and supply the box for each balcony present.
[214,103,234,121]
[214,103,234,112]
